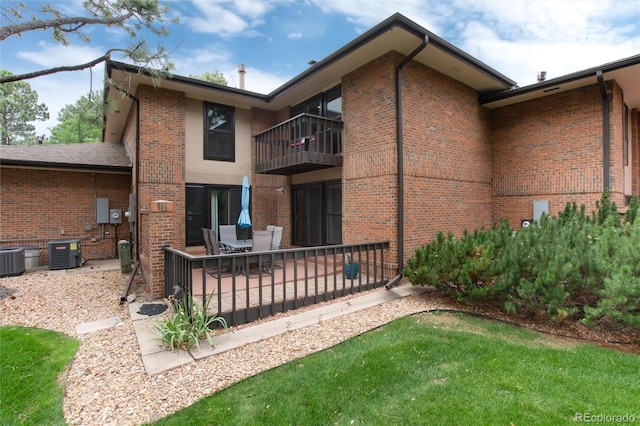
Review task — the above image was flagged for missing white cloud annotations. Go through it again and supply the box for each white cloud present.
[16,41,105,68]
[186,2,249,36]
[7,0,638,138]
[233,0,277,19]
[234,66,288,93]
[310,0,444,33]
[11,42,106,137]
[454,1,640,86]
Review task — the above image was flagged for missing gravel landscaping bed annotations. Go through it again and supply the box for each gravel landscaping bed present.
[0,266,449,425]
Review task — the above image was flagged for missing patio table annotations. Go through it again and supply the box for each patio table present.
[221,239,253,276]
[222,239,252,252]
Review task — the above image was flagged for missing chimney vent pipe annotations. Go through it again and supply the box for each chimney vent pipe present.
[537,71,547,82]
[238,64,246,89]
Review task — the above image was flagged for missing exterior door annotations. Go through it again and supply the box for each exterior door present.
[325,182,342,244]
[292,181,341,246]
[185,184,245,246]
[186,185,205,246]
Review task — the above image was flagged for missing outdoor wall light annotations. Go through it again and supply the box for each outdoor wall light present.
[277,187,284,194]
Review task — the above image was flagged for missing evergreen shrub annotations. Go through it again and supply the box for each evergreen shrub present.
[404,192,640,328]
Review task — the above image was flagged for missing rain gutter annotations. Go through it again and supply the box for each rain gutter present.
[596,70,610,191]
[386,34,429,290]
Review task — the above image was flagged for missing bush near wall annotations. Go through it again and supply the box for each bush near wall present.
[404,192,640,329]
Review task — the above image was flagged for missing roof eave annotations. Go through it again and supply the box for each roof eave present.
[480,54,640,107]
[266,13,516,98]
[0,159,131,173]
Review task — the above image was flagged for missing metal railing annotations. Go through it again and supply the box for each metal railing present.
[255,113,343,174]
[164,242,390,327]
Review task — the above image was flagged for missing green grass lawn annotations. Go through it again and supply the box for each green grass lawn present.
[150,312,639,426]
[0,325,79,426]
[1,315,638,426]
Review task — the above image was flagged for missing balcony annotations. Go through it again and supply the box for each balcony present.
[255,113,343,175]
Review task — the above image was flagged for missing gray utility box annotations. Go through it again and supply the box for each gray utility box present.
[48,239,82,270]
[0,247,25,277]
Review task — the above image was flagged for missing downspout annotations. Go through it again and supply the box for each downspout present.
[386,34,429,290]
[116,89,141,303]
[597,71,610,191]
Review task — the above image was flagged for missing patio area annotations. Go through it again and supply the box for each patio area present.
[179,243,390,326]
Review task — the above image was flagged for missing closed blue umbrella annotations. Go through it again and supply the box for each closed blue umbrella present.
[237,176,251,230]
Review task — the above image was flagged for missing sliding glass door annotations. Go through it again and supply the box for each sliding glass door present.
[186,184,245,246]
[292,180,341,246]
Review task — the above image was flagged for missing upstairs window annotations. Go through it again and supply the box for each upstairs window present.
[204,102,235,161]
[291,85,341,119]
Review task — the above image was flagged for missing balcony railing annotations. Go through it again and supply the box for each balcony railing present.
[255,113,343,175]
[164,242,390,327]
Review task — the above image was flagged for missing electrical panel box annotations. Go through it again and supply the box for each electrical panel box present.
[110,209,122,224]
[533,200,549,222]
[96,198,109,224]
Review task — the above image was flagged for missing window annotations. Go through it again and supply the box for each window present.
[324,86,342,119]
[290,85,341,119]
[204,102,235,161]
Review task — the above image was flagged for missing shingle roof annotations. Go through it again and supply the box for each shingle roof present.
[0,142,131,172]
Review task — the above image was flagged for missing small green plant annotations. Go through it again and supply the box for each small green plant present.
[154,293,227,353]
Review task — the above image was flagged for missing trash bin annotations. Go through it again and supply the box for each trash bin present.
[118,240,132,273]
[22,245,41,270]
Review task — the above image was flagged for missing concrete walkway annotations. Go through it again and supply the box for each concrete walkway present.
[129,283,428,375]
[70,257,428,376]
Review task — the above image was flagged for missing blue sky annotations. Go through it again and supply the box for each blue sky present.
[2,0,639,137]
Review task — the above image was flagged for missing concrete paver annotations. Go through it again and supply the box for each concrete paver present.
[131,283,428,375]
[70,258,428,376]
[75,317,123,335]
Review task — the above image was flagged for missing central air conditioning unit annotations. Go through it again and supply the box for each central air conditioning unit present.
[0,247,25,277]
[48,239,82,270]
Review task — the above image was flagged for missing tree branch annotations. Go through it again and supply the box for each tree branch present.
[0,51,117,84]
[0,14,133,41]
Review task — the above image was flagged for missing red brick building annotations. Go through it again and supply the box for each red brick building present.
[2,14,638,296]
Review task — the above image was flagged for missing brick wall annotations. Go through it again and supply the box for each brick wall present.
[135,85,186,295]
[251,107,291,246]
[401,58,494,248]
[342,53,398,265]
[342,52,494,269]
[489,81,633,225]
[0,167,130,263]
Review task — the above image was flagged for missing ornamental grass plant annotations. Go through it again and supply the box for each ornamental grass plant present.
[153,293,227,353]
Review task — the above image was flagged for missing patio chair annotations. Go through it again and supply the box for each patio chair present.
[201,227,224,276]
[207,228,221,255]
[219,224,240,253]
[246,230,274,277]
[202,227,216,255]
[267,225,283,268]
